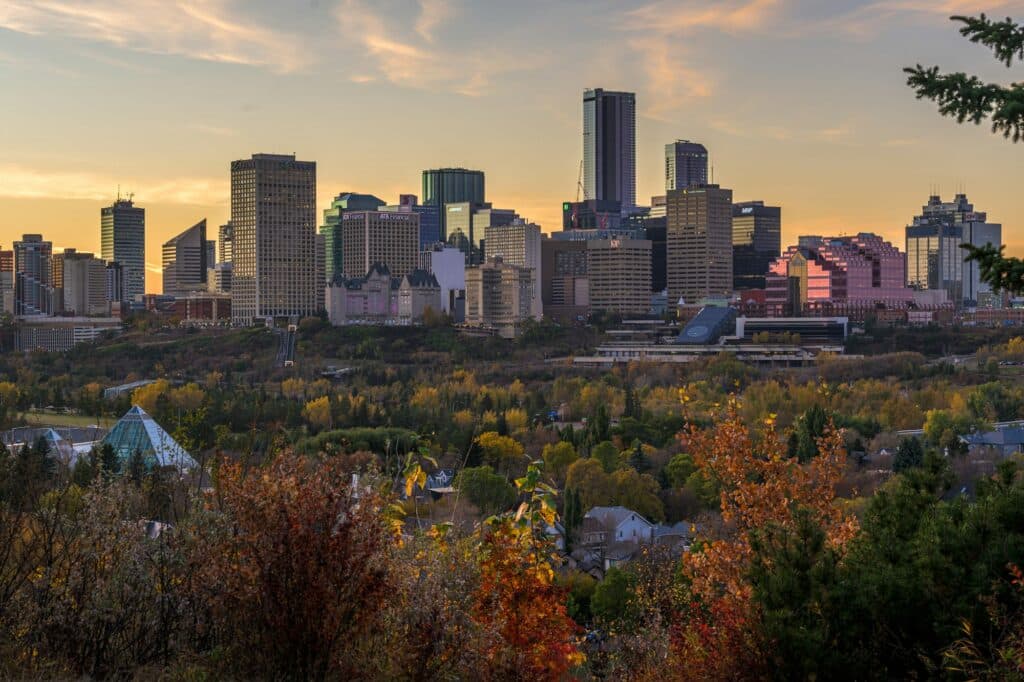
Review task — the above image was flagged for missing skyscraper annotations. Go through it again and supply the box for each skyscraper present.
[230,153,318,323]
[319,192,386,282]
[905,194,1002,307]
[732,201,782,290]
[13,234,53,316]
[422,168,485,241]
[583,88,636,213]
[666,185,733,305]
[665,140,708,191]
[100,197,145,303]
[340,210,420,279]
[162,219,209,297]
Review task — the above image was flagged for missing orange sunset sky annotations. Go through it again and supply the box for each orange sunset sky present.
[1,0,1021,293]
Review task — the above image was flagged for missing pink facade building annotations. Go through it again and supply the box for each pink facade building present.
[766,233,914,316]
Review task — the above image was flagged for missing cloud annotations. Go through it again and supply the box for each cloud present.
[0,164,227,206]
[617,1,783,117]
[336,0,543,97]
[0,0,308,72]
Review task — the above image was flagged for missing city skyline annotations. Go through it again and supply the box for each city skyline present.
[1,0,1023,293]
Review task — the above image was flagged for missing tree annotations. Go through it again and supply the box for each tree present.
[905,14,1024,294]
[195,452,395,680]
[565,458,614,512]
[591,567,638,626]
[665,452,697,489]
[302,396,333,432]
[673,401,857,678]
[541,441,578,486]
[893,436,924,473]
[455,465,516,516]
[591,440,620,474]
[475,432,526,477]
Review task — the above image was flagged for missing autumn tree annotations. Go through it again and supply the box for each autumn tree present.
[195,452,395,680]
[456,465,516,516]
[472,465,584,679]
[541,441,578,487]
[674,401,857,678]
[475,432,525,478]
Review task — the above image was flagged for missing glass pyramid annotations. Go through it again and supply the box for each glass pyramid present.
[102,406,197,471]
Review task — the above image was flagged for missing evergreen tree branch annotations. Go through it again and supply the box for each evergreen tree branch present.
[961,243,1024,296]
[904,66,1024,141]
[952,14,1024,67]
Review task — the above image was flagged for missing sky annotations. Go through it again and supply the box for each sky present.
[0,0,1022,294]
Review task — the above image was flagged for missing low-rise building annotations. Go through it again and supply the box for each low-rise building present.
[16,316,122,352]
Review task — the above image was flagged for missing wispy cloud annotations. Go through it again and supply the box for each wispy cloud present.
[0,164,226,206]
[336,0,543,97]
[0,0,309,72]
[618,1,783,117]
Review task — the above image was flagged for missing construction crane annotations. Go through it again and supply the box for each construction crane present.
[571,159,585,229]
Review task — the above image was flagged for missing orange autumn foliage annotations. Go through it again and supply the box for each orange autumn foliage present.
[673,399,858,679]
[471,467,585,680]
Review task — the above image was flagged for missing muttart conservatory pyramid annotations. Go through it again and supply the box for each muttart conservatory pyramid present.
[102,406,198,471]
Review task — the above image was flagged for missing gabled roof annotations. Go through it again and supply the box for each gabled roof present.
[102,406,197,471]
[367,262,391,278]
[584,506,653,529]
[961,426,1024,447]
[403,269,440,289]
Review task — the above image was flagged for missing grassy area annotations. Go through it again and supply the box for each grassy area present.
[20,410,116,429]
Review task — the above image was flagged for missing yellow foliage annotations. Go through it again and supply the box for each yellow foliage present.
[303,396,332,430]
[503,408,529,433]
[411,386,441,411]
[131,379,171,413]
[281,378,307,400]
[169,383,206,411]
[452,409,476,431]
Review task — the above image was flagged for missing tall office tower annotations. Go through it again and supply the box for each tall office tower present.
[208,263,233,294]
[464,257,533,338]
[484,221,542,318]
[665,140,708,191]
[230,153,317,323]
[62,251,109,316]
[587,238,652,316]
[422,168,485,241]
[623,212,667,292]
[340,210,420,279]
[162,220,209,297]
[205,240,216,271]
[319,192,386,282]
[13,234,53,316]
[583,88,636,213]
[218,222,234,263]
[905,193,1002,307]
[732,201,782,290]
[382,194,442,248]
[0,248,13,314]
[100,197,145,303]
[666,185,733,305]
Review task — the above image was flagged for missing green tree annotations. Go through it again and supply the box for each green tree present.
[591,567,637,626]
[892,437,924,473]
[591,440,620,474]
[665,452,697,489]
[455,465,516,516]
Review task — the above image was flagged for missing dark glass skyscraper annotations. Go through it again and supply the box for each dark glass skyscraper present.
[583,88,636,213]
[665,140,708,191]
[732,201,781,290]
[422,168,485,241]
[100,197,145,303]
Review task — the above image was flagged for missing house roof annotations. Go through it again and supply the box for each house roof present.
[584,506,653,529]
[962,426,1024,447]
[403,269,440,289]
[102,406,197,471]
